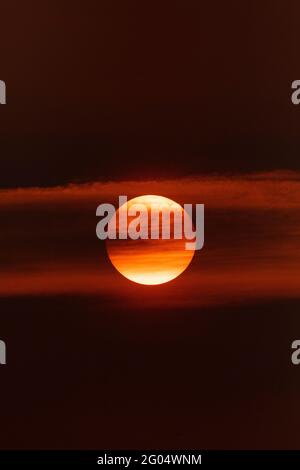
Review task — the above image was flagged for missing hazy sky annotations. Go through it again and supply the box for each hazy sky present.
[0,1,300,187]
[1,1,300,450]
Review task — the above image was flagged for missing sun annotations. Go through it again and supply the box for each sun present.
[106,195,195,285]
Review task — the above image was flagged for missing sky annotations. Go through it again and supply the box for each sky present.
[0,1,300,187]
[0,0,300,450]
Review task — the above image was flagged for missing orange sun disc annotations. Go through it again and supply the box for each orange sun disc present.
[106,195,195,285]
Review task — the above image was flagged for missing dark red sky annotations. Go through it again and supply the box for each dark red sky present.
[0,0,300,451]
[0,1,300,186]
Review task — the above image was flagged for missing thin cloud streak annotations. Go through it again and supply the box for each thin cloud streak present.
[1,171,300,208]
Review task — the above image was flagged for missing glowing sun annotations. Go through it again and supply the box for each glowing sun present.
[106,195,195,285]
